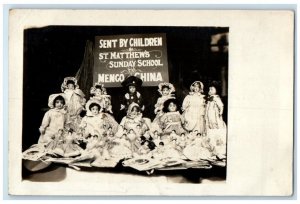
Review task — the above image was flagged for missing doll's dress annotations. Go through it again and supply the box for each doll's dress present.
[206,95,226,130]
[182,92,206,134]
[80,112,119,138]
[183,137,215,161]
[61,132,83,157]
[160,111,186,136]
[64,88,86,131]
[151,95,175,134]
[109,137,132,160]
[120,113,150,136]
[38,108,67,144]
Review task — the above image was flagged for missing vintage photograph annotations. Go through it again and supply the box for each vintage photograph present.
[21,26,228,183]
[8,10,293,196]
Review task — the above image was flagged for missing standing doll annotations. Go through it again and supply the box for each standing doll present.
[38,94,68,144]
[182,81,206,135]
[90,83,113,114]
[120,76,144,112]
[205,85,227,159]
[61,77,86,131]
[206,85,226,130]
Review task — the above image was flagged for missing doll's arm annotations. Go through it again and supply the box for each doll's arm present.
[181,96,190,112]
[215,96,224,115]
[39,111,51,134]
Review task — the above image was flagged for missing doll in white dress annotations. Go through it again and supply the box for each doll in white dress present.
[79,99,119,138]
[38,94,68,144]
[182,81,206,135]
[90,82,113,114]
[61,77,86,131]
[205,85,227,159]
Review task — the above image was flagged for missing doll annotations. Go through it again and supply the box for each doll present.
[176,133,187,151]
[61,129,83,158]
[154,82,176,115]
[138,140,151,155]
[206,85,226,130]
[45,129,65,156]
[205,85,227,157]
[120,76,144,112]
[160,98,186,136]
[182,81,206,135]
[90,82,113,114]
[183,136,215,161]
[38,94,68,144]
[61,77,86,131]
[79,99,119,138]
[119,103,150,137]
[109,133,132,160]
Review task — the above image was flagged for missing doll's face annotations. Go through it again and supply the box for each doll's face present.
[129,129,134,134]
[162,87,170,96]
[95,88,102,96]
[168,102,177,112]
[129,85,136,94]
[67,83,75,90]
[181,133,185,137]
[90,105,100,115]
[193,83,201,93]
[130,106,139,116]
[55,99,64,109]
[58,129,64,136]
[208,87,217,96]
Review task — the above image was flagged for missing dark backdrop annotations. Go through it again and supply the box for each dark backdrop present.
[23,26,228,150]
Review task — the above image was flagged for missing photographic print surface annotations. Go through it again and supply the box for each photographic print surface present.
[9,10,293,196]
[22,26,228,183]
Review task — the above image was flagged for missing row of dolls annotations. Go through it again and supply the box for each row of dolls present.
[34,76,226,162]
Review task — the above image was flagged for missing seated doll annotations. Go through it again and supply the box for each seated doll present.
[159,98,186,137]
[119,103,151,137]
[38,94,68,144]
[61,77,86,131]
[90,82,113,114]
[79,99,119,138]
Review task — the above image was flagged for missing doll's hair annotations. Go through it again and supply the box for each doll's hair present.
[162,98,180,113]
[68,128,74,134]
[140,136,146,141]
[196,133,201,136]
[89,103,101,111]
[53,95,66,106]
[95,84,103,89]
[159,142,164,146]
[66,80,75,85]
[131,105,140,112]
[161,85,170,90]
[181,133,185,136]
[93,135,99,138]
[208,81,221,93]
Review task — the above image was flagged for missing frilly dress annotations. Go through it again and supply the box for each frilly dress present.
[64,88,86,130]
[79,113,119,138]
[38,108,68,144]
[182,92,206,134]
[160,111,186,136]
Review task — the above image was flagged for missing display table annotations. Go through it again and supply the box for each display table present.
[22,162,226,184]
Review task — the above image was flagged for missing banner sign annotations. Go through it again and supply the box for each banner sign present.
[94,33,169,87]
